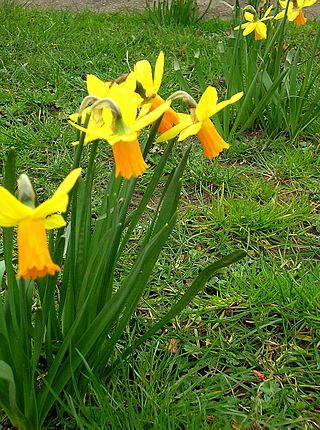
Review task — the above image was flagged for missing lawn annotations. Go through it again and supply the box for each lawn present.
[0,2,319,429]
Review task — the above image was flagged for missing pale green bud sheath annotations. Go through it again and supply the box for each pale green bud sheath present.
[17,174,36,208]
[89,97,122,121]
[243,5,257,18]
[167,91,197,109]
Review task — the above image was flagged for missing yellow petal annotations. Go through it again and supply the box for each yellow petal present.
[44,214,66,230]
[206,92,243,118]
[121,73,144,105]
[0,214,18,227]
[154,51,164,93]
[244,11,254,21]
[107,83,139,126]
[0,186,32,226]
[32,169,81,219]
[178,113,191,121]
[32,194,69,219]
[243,22,256,36]
[304,0,317,6]
[68,120,110,141]
[275,10,286,19]
[178,122,202,141]
[287,7,300,21]
[134,60,153,91]
[263,5,273,18]
[121,71,137,93]
[255,21,267,39]
[69,113,78,122]
[157,121,189,143]
[138,103,152,118]
[107,130,137,145]
[133,100,171,131]
[69,107,91,125]
[87,75,110,98]
[54,168,82,195]
[196,86,218,122]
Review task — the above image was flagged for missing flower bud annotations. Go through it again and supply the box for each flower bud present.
[17,174,36,207]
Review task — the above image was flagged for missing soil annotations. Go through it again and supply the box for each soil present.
[13,0,320,20]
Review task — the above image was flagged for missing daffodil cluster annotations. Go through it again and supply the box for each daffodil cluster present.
[235,0,316,41]
[1,52,243,282]
[69,52,243,176]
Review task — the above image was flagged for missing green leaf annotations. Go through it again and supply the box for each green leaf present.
[151,145,191,237]
[117,138,176,258]
[173,56,192,94]
[114,250,247,366]
[3,149,16,287]
[37,218,177,425]
[236,68,289,135]
[92,213,178,370]
[0,361,33,429]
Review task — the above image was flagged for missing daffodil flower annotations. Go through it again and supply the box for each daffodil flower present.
[235,5,274,40]
[0,169,81,280]
[157,87,243,159]
[134,51,179,133]
[69,73,142,146]
[69,84,171,179]
[275,0,317,25]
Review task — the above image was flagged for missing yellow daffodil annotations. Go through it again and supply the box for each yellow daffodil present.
[235,5,274,40]
[70,73,142,146]
[134,51,179,133]
[157,87,243,159]
[275,0,317,25]
[0,169,81,280]
[69,84,171,179]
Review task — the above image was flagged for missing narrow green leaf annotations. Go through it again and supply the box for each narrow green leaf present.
[114,250,247,365]
[0,361,33,430]
[173,56,192,94]
[3,149,16,287]
[92,213,178,370]
[32,309,44,379]
[117,138,175,258]
[151,145,191,237]
[194,50,207,93]
[236,68,289,135]
[38,219,176,424]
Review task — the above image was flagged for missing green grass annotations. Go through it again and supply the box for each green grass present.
[1,3,320,429]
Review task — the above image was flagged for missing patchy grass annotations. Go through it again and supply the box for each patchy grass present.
[0,3,319,429]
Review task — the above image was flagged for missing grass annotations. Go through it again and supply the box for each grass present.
[0,3,320,429]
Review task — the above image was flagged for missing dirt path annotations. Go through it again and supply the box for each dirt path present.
[13,0,320,20]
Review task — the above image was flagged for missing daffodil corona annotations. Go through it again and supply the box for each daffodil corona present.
[157,87,243,159]
[0,169,81,280]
